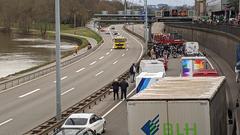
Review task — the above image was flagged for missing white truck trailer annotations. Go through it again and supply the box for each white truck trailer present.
[127,77,227,135]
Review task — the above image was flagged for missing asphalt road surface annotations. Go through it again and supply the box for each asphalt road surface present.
[103,23,182,135]
[102,23,239,135]
[0,25,144,134]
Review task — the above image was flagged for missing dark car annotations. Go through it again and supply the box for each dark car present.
[54,128,96,135]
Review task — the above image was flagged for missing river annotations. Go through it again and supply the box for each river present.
[0,32,76,79]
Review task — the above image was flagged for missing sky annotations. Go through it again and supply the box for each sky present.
[128,0,195,6]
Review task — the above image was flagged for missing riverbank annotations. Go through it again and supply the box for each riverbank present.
[0,26,102,81]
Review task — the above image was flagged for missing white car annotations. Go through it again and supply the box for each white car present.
[62,113,106,135]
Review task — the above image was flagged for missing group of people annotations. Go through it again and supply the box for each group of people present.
[148,44,184,60]
[112,78,129,100]
[111,63,137,100]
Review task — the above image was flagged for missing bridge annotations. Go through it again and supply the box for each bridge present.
[93,14,192,23]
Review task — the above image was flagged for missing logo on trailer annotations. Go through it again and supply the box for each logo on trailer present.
[141,114,160,135]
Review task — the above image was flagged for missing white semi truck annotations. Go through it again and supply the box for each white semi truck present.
[127,77,227,135]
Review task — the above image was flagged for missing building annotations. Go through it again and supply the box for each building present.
[195,0,207,16]
[206,0,229,17]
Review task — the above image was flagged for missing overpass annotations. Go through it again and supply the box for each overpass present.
[94,13,192,23]
[93,14,192,42]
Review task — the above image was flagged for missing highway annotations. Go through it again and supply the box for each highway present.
[0,25,144,134]
[102,23,240,135]
[102,24,182,135]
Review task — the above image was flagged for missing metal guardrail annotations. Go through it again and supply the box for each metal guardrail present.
[0,40,103,92]
[23,25,145,135]
[23,71,130,135]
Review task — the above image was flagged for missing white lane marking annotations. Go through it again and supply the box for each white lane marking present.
[123,29,144,61]
[76,68,85,73]
[113,60,118,65]
[89,61,97,65]
[106,52,110,55]
[110,49,113,52]
[103,88,136,118]
[61,88,75,96]
[54,76,68,83]
[99,56,104,60]
[102,27,144,118]
[0,119,13,127]
[19,89,40,98]
[122,54,125,57]
[95,71,104,76]
[126,48,129,51]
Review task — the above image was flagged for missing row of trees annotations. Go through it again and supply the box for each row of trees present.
[0,0,123,35]
[228,0,239,14]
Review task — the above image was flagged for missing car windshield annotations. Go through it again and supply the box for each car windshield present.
[114,38,126,42]
[65,118,88,126]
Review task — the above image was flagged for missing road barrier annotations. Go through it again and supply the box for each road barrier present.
[23,71,129,135]
[0,39,103,92]
[23,25,145,135]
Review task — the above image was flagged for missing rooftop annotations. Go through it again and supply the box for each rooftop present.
[129,77,225,100]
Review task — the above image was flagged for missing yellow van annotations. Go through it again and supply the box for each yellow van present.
[113,36,127,49]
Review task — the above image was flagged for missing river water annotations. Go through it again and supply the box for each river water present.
[0,32,76,79]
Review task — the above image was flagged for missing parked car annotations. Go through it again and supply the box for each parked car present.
[62,113,106,135]
[54,128,96,135]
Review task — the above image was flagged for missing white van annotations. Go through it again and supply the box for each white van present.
[139,60,166,75]
[184,42,199,56]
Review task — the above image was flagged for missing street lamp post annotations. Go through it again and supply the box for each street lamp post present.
[239,0,240,15]
[144,0,148,51]
[55,0,62,121]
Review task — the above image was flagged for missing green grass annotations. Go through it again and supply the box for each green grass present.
[62,27,102,43]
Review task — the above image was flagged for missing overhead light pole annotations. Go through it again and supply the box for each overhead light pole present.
[144,0,148,52]
[124,0,127,15]
[55,0,62,120]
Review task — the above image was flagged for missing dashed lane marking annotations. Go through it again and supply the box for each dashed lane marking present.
[18,89,40,98]
[113,60,118,65]
[61,88,75,96]
[76,68,85,73]
[54,76,68,83]
[99,56,104,60]
[90,61,97,65]
[95,71,104,77]
[0,119,13,127]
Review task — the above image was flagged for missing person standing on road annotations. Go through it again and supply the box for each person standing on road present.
[74,46,78,55]
[235,61,240,83]
[112,79,120,100]
[130,63,136,83]
[150,48,156,59]
[120,78,129,100]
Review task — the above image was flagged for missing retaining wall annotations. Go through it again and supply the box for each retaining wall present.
[165,23,240,70]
